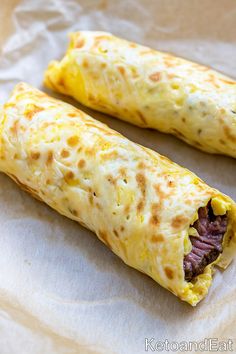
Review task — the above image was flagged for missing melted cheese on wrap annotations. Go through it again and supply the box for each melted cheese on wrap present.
[44,31,236,158]
[0,83,236,306]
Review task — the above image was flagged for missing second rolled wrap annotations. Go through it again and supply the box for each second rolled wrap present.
[44,31,236,158]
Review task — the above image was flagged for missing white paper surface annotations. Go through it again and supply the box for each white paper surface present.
[0,1,236,353]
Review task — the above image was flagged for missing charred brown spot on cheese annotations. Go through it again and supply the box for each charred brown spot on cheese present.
[10,120,19,135]
[136,110,147,125]
[182,117,186,123]
[118,66,125,76]
[68,112,77,118]
[46,179,51,185]
[77,159,86,169]
[154,184,169,201]
[101,62,107,68]
[76,38,85,48]
[223,125,236,143]
[137,200,144,213]
[61,149,70,158]
[25,105,44,120]
[151,234,164,243]
[120,226,125,232]
[46,151,53,165]
[107,174,116,185]
[102,151,119,160]
[67,135,79,147]
[172,215,188,229]
[30,151,40,160]
[167,180,175,188]
[136,173,146,196]
[137,161,146,169]
[82,59,89,69]
[150,215,160,226]
[164,267,174,280]
[64,171,74,182]
[14,153,19,160]
[149,72,161,82]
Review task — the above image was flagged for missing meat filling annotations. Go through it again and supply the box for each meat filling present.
[184,202,227,282]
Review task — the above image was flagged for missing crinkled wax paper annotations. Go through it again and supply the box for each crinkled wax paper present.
[0,1,236,353]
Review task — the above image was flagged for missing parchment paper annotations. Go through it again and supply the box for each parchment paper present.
[0,1,236,353]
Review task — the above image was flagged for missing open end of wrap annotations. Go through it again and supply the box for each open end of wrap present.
[184,201,227,282]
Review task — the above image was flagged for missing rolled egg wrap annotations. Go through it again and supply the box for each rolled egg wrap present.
[44,31,236,158]
[0,83,236,306]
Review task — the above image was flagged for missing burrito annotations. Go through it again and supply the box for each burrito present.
[44,31,236,159]
[1,83,236,306]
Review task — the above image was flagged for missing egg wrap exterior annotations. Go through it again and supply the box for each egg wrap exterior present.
[0,83,236,306]
[44,31,236,158]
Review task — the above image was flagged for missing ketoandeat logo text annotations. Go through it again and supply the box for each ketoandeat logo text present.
[144,338,233,352]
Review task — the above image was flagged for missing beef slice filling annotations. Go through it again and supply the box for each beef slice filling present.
[184,202,227,282]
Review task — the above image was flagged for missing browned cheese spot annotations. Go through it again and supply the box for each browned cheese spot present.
[150,215,160,226]
[137,161,146,169]
[102,151,119,160]
[64,171,74,182]
[167,180,175,188]
[25,106,44,120]
[76,38,85,48]
[182,117,186,123]
[83,60,89,69]
[120,226,125,232]
[118,66,125,76]
[46,151,53,165]
[137,200,144,213]
[136,173,146,196]
[61,149,70,158]
[149,72,161,82]
[151,234,164,243]
[171,215,188,229]
[67,136,79,147]
[10,120,19,135]
[68,112,77,118]
[107,174,116,185]
[30,151,40,160]
[78,159,86,168]
[164,267,174,280]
